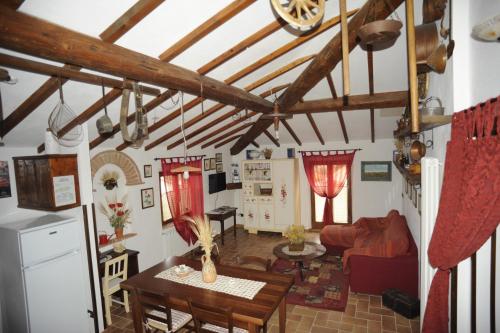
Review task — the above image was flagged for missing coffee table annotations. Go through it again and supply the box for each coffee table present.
[273,241,326,281]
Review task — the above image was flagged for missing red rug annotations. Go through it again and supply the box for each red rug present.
[271,255,349,311]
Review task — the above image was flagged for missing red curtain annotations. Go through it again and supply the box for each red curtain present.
[301,151,355,225]
[161,158,204,246]
[422,98,500,332]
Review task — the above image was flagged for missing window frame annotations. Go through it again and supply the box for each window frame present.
[310,172,352,229]
[159,172,173,225]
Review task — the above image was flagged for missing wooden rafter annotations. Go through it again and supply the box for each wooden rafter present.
[0,53,160,96]
[1,0,23,9]
[100,0,165,43]
[0,7,274,117]
[326,73,349,143]
[367,45,375,142]
[159,0,256,62]
[201,122,255,149]
[0,68,10,81]
[263,129,280,147]
[231,0,403,154]
[280,119,302,146]
[306,113,325,145]
[251,140,260,148]
[214,135,242,149]
[0,0,160,137]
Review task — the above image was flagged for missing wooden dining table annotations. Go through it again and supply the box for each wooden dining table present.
[120,256,294,333]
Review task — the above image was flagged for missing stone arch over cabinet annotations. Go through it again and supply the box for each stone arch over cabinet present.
[91,150,143,185]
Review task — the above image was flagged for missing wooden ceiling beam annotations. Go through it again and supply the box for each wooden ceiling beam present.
[251,140,260,148]
[214,135,242,149]
[326,73,349,143]
[159,0,256,62]
[287,91,408,114]
[280,119,302,146]
[0,68,10,81]
[0,53,160,96]
[0,0,159,137]
[231,0,402,154]
[0,6,274,115]
[263,129,280,147]
[306,113,325,145]
[367,45,375,142]
[0,0,23,9]
[201,122,254,149]
[100,0,164,43]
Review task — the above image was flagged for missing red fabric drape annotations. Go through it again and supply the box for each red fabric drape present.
[422,98,500,332]
[161,158,204,246]
[301,151,355,225]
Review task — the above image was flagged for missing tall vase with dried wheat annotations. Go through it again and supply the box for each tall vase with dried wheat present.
[186,216,218,283]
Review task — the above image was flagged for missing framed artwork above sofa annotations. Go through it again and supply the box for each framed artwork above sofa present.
[361,161,392,181]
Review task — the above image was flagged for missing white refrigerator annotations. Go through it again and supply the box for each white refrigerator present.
[0,215,92,333]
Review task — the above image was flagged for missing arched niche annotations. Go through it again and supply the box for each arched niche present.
[91,150,143,186]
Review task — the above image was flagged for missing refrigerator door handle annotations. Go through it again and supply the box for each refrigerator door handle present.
[23,249,80,271]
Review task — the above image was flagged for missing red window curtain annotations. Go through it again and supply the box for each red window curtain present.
[422,98,500,333]
[301,151,355,225]
[161,158,204,246]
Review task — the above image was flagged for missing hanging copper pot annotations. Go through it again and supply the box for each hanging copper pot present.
[358,20,403,50]
[415,23,439,64]
[410,140,427,162]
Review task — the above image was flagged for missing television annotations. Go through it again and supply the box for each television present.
[208,172,226,194]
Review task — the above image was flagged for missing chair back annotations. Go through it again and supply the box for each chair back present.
[131,287,173,332]
[103,253,128,288]
[187,299,234,333]
[236,255,271,272]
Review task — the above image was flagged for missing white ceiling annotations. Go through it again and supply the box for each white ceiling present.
[0,0,410,149]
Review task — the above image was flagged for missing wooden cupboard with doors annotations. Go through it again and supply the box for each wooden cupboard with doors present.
[241,158,300,234]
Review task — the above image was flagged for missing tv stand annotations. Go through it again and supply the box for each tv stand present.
[205,206,237,245]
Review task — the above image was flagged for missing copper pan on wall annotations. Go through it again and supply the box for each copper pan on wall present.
[415,23,439,73]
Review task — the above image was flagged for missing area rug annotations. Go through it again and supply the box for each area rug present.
[271,255,349,311]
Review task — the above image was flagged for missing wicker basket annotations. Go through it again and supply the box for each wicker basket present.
[288,242,305,252]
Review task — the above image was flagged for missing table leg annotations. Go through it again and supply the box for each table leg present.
[297,261,305,281]
[233,213,237,239]
[279,298,286,333]
[220,219,224,245]
[131,294,143,333]
[247,323,258,333]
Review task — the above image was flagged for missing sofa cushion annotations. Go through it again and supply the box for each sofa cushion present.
[320,224,358,249]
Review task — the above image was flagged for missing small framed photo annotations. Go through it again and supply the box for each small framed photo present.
[418,193,422,215]
[210,158,216,170]
[216,163,223,173]
[405,179,409,194]
[413,187,418,208]
[204,159,210,171]
[215,153,222,163]
[141,188,154,209]
[361,161,392,181]
[409,184,413,200]
[144,165,152,178]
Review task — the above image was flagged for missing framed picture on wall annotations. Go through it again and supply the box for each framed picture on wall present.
[141,188,154,209]
[418,193,422,215]
[413,187,418,208]
[144,165,152,178]
[215,153,222,163]
[204,159,210,171]
[361,161,392,181]
[0,161,12,198]
[210,158,216,170]
[216,163,223,173]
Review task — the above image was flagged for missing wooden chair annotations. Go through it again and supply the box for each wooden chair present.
[131,287,193,332]
[187,299,248,333]
[236,256,272,272]
[102,253,129,325]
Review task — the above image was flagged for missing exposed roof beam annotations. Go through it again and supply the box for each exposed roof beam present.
[0,6,274,114]
[287,91,408,114]
[100,0,165,43]
[280,119,301,146]
[0,0,159,137]
[263,129,280,147]
[306,113,325,145]
[214,135,242,149]
[367,45,375,142]
[251,140,260,148]
[1,0,23,10]
[201,122,255,149]
[326,73,349,143]
[0,68,10,81]
[159,0,256,62]
[0,53,160,96]
[231,0,403,154]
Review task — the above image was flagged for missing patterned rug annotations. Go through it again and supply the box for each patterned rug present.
[271,255,349,311]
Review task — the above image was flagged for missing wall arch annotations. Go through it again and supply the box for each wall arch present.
[91,150,143,185]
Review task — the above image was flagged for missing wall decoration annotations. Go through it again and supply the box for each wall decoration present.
[215,153,222,163]
[246,149,261,160]
[210,158,216,170]
[287,148,296,158]
[53,175,77,207]
[216,163,223,173]
[91,150,143,185]
[144,165,152,178]
[280,183,288,204]
[361,161,392,181]
[230,163,240,182]
[204,159,210,171]
[418,193,422,215]
[0,161,12,198]
[413,187,418,208]
[141,188,154,209]
[100,170,120,190]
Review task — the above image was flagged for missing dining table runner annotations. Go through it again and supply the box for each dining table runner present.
[155,267,266,300]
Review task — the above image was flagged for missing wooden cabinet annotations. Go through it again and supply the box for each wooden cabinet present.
[13,154,80,211]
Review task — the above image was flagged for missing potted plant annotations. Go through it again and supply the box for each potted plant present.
[99,194,131,239]
[284,225,305,251]
[262,148,273,159]
[186,216,219,283]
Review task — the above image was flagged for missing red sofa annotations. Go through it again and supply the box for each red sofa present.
[320,210,418,298]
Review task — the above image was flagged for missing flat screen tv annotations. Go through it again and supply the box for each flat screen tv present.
[208,172,226,194]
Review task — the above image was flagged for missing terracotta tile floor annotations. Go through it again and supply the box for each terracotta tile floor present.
[103,227,420,333]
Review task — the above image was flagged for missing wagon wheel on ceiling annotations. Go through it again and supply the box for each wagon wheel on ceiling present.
[271,0,325,28]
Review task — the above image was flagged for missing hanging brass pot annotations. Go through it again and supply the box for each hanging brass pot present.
[410,140,426,162]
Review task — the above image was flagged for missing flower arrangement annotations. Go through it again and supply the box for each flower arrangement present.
[284,225,305,244]
[185,216,218,283]
[99,194,131,229]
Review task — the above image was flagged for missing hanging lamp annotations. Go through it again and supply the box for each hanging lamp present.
[261,102,292,140]
[171,92,201,179]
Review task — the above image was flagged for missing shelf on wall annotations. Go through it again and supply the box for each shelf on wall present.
[393,160,421,185]
[394,115,452,137]
[98,233,137,249]
[226,182,242,190]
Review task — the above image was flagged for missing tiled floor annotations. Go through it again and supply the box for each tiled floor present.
[103,227,420,333]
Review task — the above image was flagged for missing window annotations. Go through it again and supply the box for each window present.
[311,174,351,228]
[159,174,172,224]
